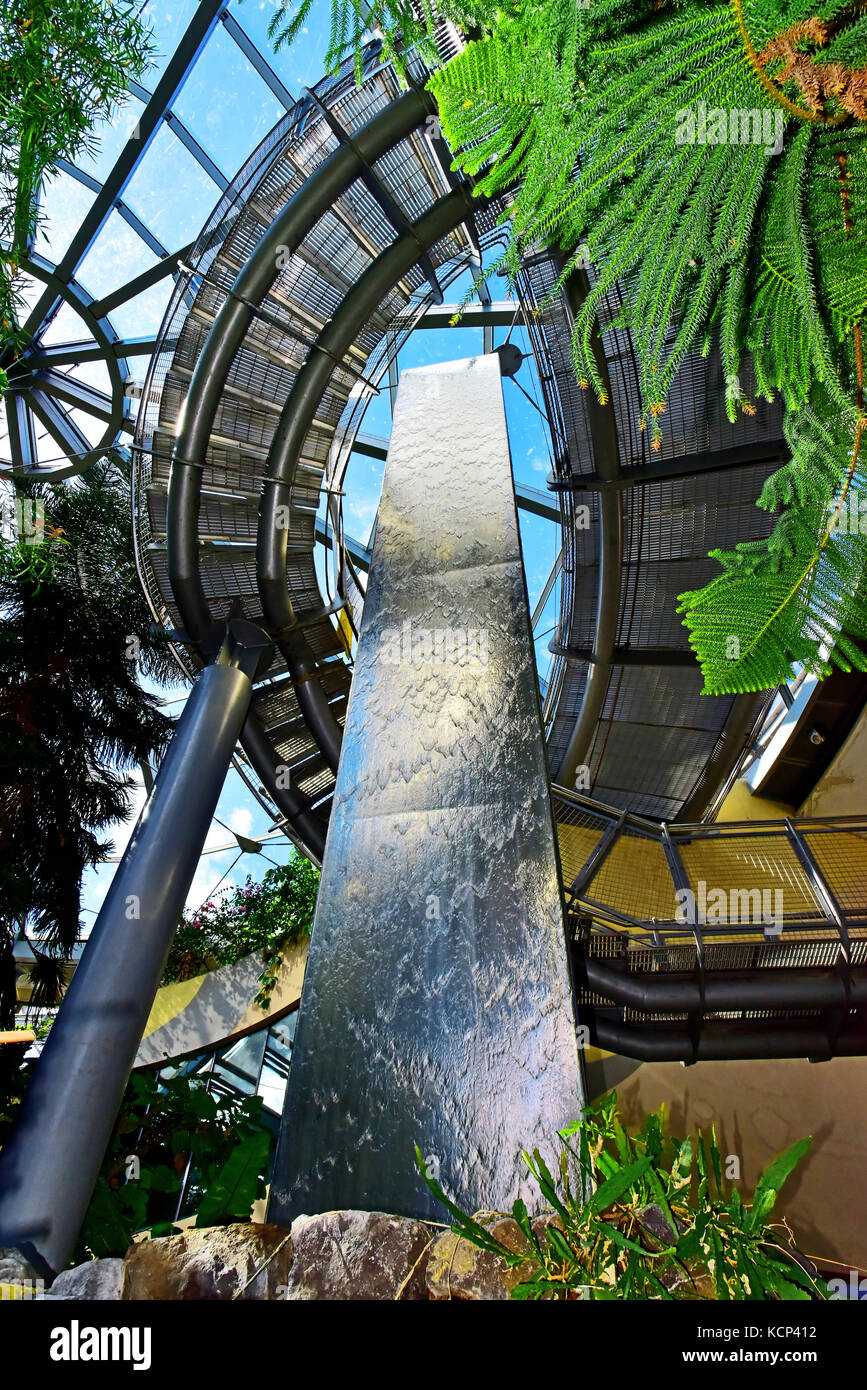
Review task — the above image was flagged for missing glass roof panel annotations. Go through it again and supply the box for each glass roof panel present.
[72,95,146,186]
[230,0,328,91]
[33,172,98,267]
[68,407,105,448]
[66,358,113,399]
[39,300,93,348]
[104,278,177,343]
[175,23,283,174]
[12,271,48,322]
[76,210,159,303]
[122,122,220,249]
[140,0,202,81]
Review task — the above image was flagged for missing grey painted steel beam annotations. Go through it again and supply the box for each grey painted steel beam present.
[25,389,93,464]
[0,621,270,1274]
[268,355,584,1224]
[419,302,525,330]
[547,440,787,492]
[549,642,697,668]
[302,86,444,304]
[33,368,129,429]
[531,546,564,631]
[515,483,560,524]
[4,394,38,471]
[554,268,622,790]
[22,338,157,368]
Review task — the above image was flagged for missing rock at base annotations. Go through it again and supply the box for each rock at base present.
[50,1257,124,1300]
[0,1247,45,1297]
[121,1223,293,1301]
[426,1217,539,1300]
[282,1210,432,1300]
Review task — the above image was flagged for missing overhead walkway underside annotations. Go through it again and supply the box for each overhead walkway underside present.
[129,42,866,1060]
[555,787,867,1060]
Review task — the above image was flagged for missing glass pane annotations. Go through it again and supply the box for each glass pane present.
[74,95,145,185]
[107,278,175,342]
[141,0,201,82]
[209,1029,267,1098]
[77,210,158,304]
[123,123,219,249]
[175,25,282,177]
[257,1013,296,1118]
[229,0,326,93]
[33,171,97,266]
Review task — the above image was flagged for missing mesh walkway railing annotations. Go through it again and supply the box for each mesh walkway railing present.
[554,786,867,1059]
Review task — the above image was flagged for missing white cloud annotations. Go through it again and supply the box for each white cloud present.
[228,806,253,838]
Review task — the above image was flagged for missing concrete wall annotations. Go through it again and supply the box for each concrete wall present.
[134,938,308,1069]
[584,1050,867,1268]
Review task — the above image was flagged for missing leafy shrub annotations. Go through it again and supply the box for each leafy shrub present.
[74,1070,271,1265]
[418,1092,827,1300]
[162,855,319,1008]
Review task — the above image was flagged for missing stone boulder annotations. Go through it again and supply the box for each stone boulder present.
[122,1222,293,1300]
[0,1247,45,1299]
[50,1257,124,1300]
[281,1210,432,1300]
[426,1216,540,1300]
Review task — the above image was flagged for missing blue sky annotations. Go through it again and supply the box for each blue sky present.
[34,0,563,929]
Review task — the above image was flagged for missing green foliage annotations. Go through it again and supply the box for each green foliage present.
[417,1092,827,1300]
[0,0,154,375]
[0,461,176,1052]
[427,0,867,692]
[298,0,867,693]
[162,855,319,1009]
[73,1070,271,1264]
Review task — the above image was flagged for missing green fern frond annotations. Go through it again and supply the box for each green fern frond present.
[284,0,867,695]
[680,403,867,690]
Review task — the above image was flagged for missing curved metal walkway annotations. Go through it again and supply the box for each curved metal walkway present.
[130,38,790,868]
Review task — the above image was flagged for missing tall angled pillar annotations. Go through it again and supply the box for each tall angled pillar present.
[269,355,584,1223]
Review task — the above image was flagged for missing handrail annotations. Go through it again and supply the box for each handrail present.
[553,784,867,953]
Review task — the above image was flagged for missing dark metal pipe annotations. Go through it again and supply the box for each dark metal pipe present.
[554,268,622,789]
[167,88,436,787]
[239,711,327,860]
[0,623,269,1274]
[582,956,864,1013]
[256,186,477,771]
[591,1013,867,1062]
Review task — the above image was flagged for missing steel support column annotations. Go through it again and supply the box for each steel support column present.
[268,356,584,1224]
[0,621,271,1274]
